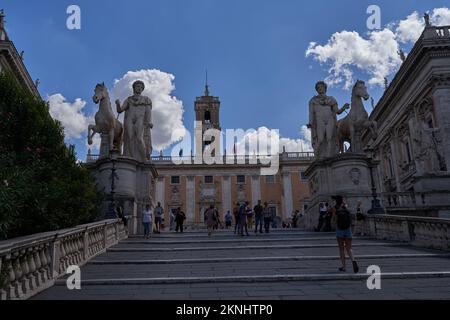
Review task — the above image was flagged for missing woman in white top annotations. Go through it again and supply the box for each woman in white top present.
[142,205,153,239]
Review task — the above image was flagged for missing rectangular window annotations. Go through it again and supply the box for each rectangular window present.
[237,175,246,184]
[171,176,180,185]
[204,176,214,184]
[265,175,275,184]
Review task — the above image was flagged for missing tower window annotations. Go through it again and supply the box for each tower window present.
[171,176,180,185]
[204,110,211,122]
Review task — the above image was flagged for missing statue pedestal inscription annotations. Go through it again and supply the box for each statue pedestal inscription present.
[304,154,374,230]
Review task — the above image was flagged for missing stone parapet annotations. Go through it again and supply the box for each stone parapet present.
[360,214,450,251]
[0,219,128,300]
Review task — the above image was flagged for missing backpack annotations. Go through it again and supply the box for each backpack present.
[336,207,351,230]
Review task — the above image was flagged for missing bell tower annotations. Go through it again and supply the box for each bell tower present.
[195,72,221,157]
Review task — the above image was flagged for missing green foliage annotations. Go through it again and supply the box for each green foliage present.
[0,72,102,240]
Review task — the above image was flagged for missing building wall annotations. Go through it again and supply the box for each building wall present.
[153,156,312,226]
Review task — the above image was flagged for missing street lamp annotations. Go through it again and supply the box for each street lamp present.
[366,147,386,215]
[107,151,119,219]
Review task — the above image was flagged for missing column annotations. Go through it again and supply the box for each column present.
[222,175,232,216]
[186,176,196,223]
[433,86,450,172]
[282,172,293,219]
[155,177,165,209]
[251,175,261,207]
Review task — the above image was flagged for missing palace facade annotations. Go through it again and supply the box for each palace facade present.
[0,11,40,98]
[364,22,450,218]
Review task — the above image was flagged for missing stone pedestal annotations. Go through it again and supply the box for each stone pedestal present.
[86,156,158,235]
[304,153,375,230]
[413,172,450,216]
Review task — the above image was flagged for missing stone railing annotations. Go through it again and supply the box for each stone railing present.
[86,152,315,165]
[0,219,127,300]
[381,192,416,208]
[360,215,450,251]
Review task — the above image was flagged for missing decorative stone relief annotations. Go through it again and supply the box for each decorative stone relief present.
[349,168,361,186]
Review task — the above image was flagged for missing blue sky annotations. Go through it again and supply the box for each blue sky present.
[2,0,450,160]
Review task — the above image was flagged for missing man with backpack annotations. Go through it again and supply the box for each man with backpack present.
[330,195,359,274]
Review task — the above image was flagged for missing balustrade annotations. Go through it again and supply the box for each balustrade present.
[0,219,127,300]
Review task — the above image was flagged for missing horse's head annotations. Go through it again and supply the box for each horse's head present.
[93,82,108,104]
[353,80,370,101]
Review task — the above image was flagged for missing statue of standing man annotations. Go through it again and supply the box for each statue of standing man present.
[308,81,349,158]
[116,80,153,162]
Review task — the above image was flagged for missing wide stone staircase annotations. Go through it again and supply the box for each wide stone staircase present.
[32,229,450,300]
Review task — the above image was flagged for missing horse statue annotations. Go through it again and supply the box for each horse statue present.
[88,83,123,153]
[337,80,377,153]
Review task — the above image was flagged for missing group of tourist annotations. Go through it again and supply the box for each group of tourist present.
[229,200,277,236]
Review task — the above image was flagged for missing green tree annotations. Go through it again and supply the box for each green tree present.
[0,72,102,240]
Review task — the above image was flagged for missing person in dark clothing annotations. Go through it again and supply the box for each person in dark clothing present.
[115,205,128,228]
[315,203,327,232]
[324,202,333,232]
[233,203,240,234]
[175,207,186,233]
[254,200,264,234]
[263,202,272,233]
[239,202,250,236]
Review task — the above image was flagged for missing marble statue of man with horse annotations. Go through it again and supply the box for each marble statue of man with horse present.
[87,81,153,163]
[308,80,377,159]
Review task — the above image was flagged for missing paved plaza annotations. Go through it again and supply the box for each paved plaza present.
[33,230,450,300]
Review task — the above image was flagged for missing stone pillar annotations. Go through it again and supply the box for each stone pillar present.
[389,139,402,191]
[251,175,261,207]
[186,176,196,223]
[222,175,232,216]
[432,85,450,172]
[282,172,293,219]
[155,178,165,210]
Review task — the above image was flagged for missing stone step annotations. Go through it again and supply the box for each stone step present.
[128,231,332,239]
[74,255,450,280]
[95,244,432,261]
[120,236,371,245]
[89,253,450,265]
[107,242,409,253]
[55,271,450,286]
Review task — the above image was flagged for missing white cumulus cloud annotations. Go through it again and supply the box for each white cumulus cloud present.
[48,94,92,140]
[306,29,401,89]
[235,126,312,155]
[306,7,450,89]
[112,69,186,152]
